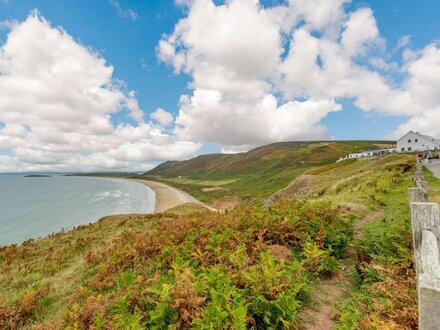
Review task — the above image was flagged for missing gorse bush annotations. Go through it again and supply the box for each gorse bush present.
[45,199,350,329]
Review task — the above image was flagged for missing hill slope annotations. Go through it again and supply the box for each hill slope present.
[141,140,395,205]
[0,153,421,329]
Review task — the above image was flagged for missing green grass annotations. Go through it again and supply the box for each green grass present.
[423,165,440,205]
[145,166,312,204]
[141,141,395,204]
[295,154,418,329]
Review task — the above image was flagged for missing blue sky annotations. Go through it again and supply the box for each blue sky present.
[0,0,439,171]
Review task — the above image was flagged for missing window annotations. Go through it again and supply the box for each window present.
[401,148,405,151]
[408,139,411,143]
[408,147,412,151]
[415,139,418,142]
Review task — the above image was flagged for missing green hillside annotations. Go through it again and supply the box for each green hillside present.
[0,153,422,329]
[141,141,395,206]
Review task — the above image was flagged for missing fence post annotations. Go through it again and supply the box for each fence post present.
[408,188,428,203]
[410,202,440,330]
[416,180,429,192]
[418,274,440,329]
[420,229,440,276]
[410,203,439,272]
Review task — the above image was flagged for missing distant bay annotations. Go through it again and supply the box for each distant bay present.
[0,175,155,246]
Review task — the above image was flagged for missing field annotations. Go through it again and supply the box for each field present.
[0,153,426,329]
[140,141,395,206]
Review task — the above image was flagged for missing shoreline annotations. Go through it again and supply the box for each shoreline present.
[126,178,217,213]
[0,176,214,247]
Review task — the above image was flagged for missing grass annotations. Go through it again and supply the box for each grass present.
[144,166,311,205]
[289,154,418,329]
[423,165,440,205]
[140,141,395,204]
[0,153,424,329]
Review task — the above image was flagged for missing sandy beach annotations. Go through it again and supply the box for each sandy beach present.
[128,179,217,213]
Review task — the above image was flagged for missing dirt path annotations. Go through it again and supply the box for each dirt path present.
[300,208,384,330]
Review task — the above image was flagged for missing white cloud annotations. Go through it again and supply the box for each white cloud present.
[0,13,200,172]
[341,8,381,57]
[107,0,137,21]
[160,0,345,150]
[392,44,440,137]
[159,0,282,89]
[284,0,349,35]
[369,57,399,71]
[175,89,340,148]
[159,0,440,148]
[151,108,174,125]
[395,35,411,52]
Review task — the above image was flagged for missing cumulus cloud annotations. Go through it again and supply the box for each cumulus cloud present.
[159,0,440,148]
[160,0,343,150]
[392,44,440,137]
[175,89,341,148]
[341,8,381,57]
[0,13,200,172]
[151,108,174,125]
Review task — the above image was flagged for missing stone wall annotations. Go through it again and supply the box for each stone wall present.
[409,157,440,329]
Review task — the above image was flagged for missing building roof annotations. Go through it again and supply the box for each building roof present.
[400,131,440,144]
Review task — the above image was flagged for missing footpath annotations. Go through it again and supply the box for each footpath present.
[425,159,440,178]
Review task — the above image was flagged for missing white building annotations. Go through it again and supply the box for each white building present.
[397,131,440,152]
[348,148,397,159]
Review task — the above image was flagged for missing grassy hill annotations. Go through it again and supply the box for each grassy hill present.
[0,153,422,329]
[141,141,395,206]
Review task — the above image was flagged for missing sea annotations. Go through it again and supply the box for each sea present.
[0,174,155,246]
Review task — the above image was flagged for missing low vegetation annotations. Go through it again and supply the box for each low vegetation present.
[281,154,418,329]
[1,199,353,329]
[1,152,427,329]
[140,141,394,205]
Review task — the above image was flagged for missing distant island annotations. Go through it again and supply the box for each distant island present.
[24,174,52,178]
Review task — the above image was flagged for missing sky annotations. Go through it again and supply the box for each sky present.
[0,0,439,172]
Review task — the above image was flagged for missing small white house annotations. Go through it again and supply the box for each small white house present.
[397,131,440,152]
[348,148,397,159]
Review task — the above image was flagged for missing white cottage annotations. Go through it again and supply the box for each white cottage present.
[397,131,440,152]
[348,148,397,159]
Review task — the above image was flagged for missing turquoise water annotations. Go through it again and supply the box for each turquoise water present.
[0,175,155,246]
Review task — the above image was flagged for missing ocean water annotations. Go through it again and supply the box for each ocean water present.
[0,175,155,246]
